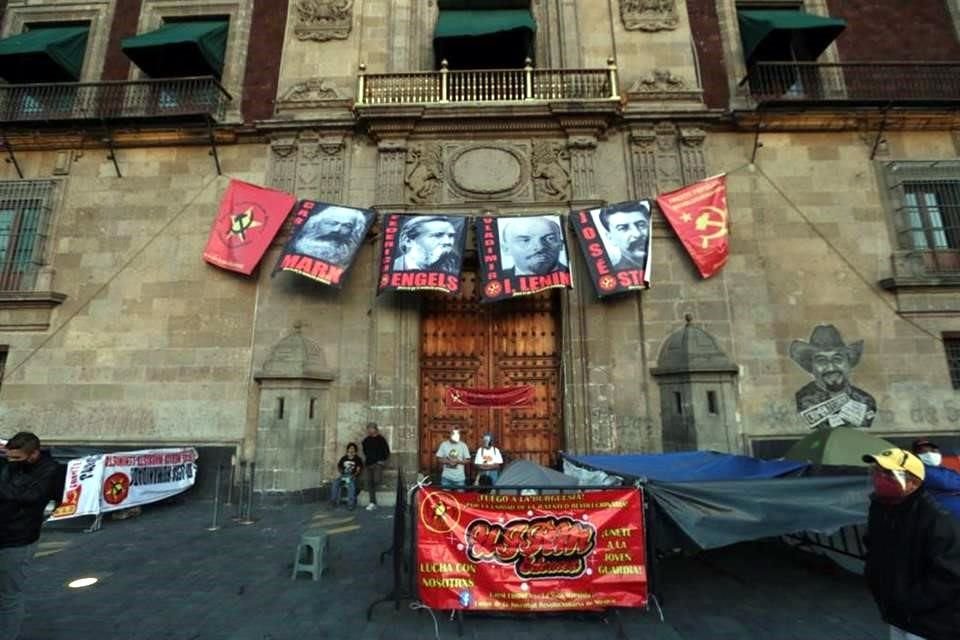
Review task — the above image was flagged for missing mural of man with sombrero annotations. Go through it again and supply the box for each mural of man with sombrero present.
[789,324,877,428]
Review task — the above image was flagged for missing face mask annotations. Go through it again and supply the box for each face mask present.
[450,432,460,443]
[873,469,908,498]
[918,451,942,466]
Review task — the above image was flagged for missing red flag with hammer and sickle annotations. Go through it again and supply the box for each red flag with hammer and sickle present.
[656,175,729,279]
[203,179,297,275]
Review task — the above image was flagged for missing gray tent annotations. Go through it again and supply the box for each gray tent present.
[494,459,580,489]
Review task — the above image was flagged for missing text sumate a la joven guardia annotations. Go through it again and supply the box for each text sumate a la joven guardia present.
[416,488,648,611]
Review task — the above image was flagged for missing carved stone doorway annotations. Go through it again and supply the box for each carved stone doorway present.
[418,272,563,476]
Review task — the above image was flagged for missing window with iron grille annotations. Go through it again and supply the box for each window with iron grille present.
[945,336,960,390]
[0,180,57,292]
[882,161,960,274]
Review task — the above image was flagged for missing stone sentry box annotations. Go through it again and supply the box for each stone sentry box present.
[254,327,336,498]
[652,317,740,453]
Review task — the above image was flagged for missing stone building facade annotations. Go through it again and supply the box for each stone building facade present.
[0,0,958,495]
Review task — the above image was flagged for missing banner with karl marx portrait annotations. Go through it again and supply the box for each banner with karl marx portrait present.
[416,487,648,611]
[274,201,375,288]
[571,201,652,298]
[476,215,573,303]
[378,214,468,295]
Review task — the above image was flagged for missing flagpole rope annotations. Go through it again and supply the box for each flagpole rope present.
[5,173,223,380]
[751,164,944,344]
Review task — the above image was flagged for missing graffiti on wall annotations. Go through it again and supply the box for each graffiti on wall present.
[788,325,877,428]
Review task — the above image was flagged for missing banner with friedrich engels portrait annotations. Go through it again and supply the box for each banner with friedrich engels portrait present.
[416,487,648,612]
[274,201,376,288]
[378,214,468,295]
[476,215,573,303]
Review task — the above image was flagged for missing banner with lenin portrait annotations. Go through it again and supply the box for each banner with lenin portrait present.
[571,201,652,298]
[476,215,573,303]
[378,214,468,295]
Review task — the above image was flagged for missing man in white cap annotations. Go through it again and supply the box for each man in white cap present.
[435,428,470,488]
[862,448,960,640]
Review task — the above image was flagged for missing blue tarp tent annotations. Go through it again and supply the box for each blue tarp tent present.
[562,451,869,551]
[562,451,808,483]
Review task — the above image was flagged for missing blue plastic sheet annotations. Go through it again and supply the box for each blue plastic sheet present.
[562,451,808,483]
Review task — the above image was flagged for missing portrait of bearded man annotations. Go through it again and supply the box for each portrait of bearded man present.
[292,205,368,267]
[393,216,463,275]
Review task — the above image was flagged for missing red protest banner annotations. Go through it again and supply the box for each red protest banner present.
[656,175,729,279]
[445,386,535,409]
[203,179,297,275]
[416,487,647,611]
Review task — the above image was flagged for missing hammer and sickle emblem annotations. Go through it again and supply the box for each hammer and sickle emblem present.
[230,207,255,240]
[694,206,728,249]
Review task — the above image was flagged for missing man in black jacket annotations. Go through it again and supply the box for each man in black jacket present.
[862,448,960,640]
[1,432,62,640]
[361,422,390,511]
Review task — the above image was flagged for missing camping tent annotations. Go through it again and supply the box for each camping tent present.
[784,427,894,467]
[562,451,870,552]
[494,459,580,489]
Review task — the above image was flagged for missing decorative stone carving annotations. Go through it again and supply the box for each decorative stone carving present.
[631,69,686,93]
[405,143,444,204]
[679,127,707,184]
[447,144,530,201]
[268,136,299,194]
[531,142,571,201]
[655,122,683,192]
[280,79,340,103]
[620,0,679,32]
[294,0,354,42]
[629,124,709,198]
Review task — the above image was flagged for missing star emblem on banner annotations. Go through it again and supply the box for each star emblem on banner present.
[220,203,266,248]
[419,491,462,534]
[694,206,728,249]
[380,274,390,288]
[599,275,617,291]
[680,213,692,223]
[485,281,503,297]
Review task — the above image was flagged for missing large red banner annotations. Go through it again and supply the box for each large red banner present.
[203,179,297,275]
[416,487,647,611]
[656,175,729,279]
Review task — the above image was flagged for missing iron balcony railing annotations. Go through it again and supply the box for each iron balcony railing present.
[0,76,232,124]
[741,61,960,105]
[356,58,620,106]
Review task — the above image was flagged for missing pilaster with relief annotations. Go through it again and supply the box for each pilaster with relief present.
[377,140,409,205]
[566,136,597,201]
[629,123,709,198]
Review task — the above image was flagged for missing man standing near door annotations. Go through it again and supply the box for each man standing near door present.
[361,422,390,511]
[436,429,470,488]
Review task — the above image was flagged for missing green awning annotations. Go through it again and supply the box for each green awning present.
[434,9,537,40]
[0,26,88,83]
[738,10,846,62]
[438,0,530,8]
[121,20,228,78]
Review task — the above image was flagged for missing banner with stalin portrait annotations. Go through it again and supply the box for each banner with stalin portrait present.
[274,201,375,288]
[571,201,652,297]
[416,488,647,611]
[378,214,468,295]
[476,215,573,303]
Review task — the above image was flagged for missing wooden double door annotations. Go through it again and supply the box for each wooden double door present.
[419,272,564,475]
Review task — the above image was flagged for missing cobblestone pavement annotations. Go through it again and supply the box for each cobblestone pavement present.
[20,497,888,640]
